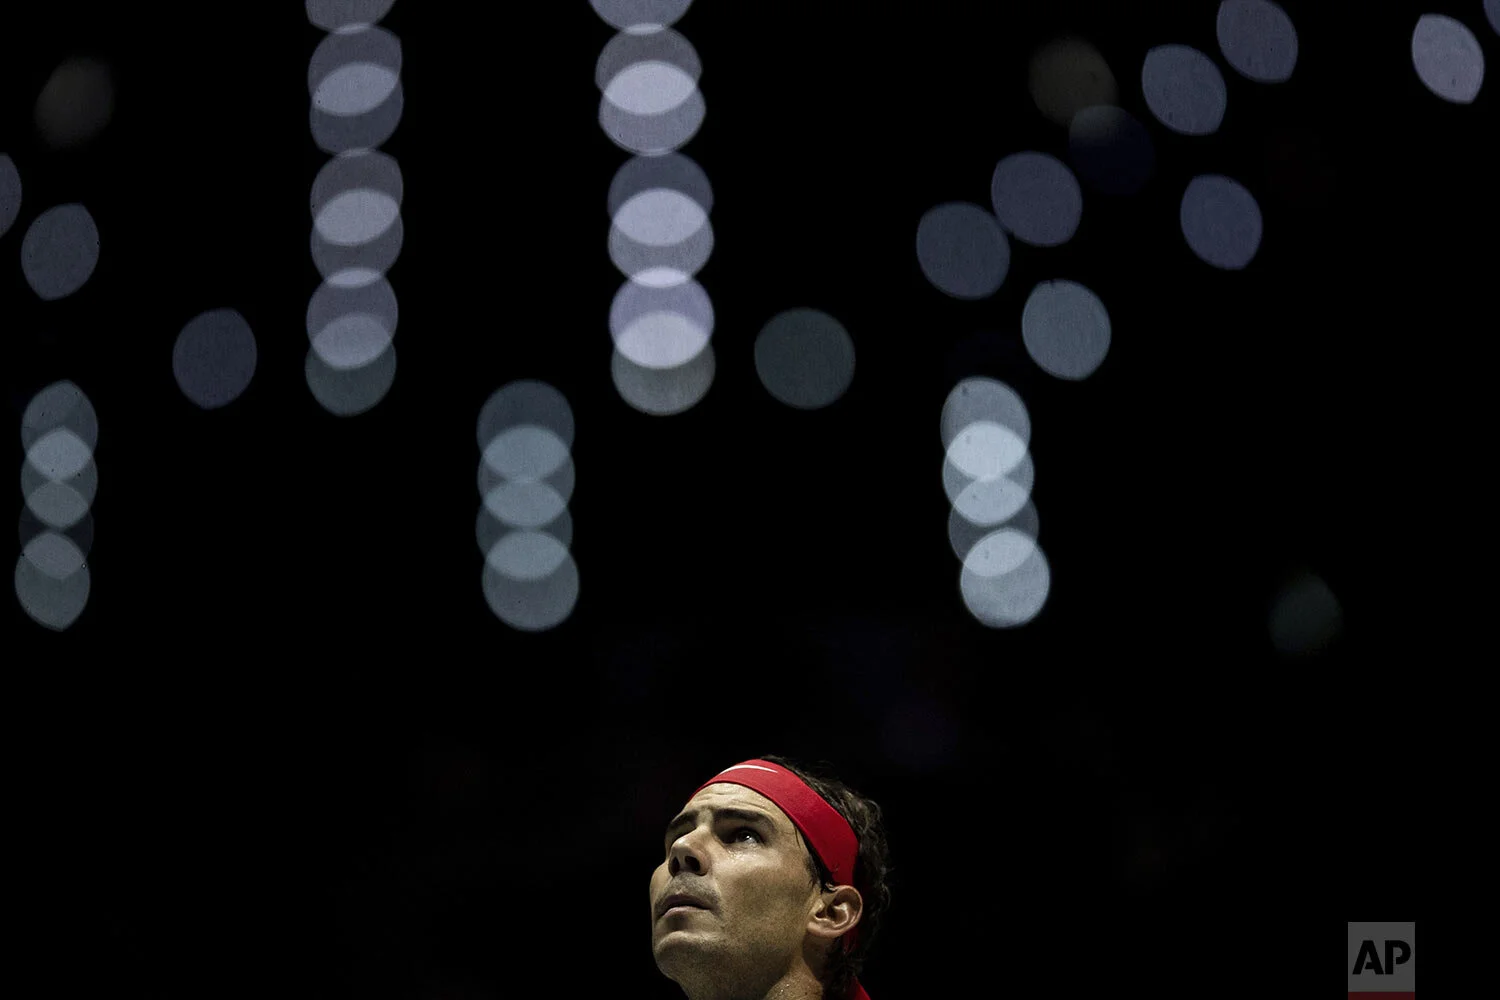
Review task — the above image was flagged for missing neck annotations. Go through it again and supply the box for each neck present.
[679,969,824,1000]
[760,979,823,1000]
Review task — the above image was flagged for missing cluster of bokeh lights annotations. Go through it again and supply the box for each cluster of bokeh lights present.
[17,0,1446,640]
[5,57,117,631]
[919,0,1297,372]
[2,55,114,303]
[917,0,1317,626]
[942,378,1048,627]
[594,0,719,415]
[477,381,580,631]
[305,0,403,416]
[16,382,98,631]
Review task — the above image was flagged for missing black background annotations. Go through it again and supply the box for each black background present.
[4,1,1476,996]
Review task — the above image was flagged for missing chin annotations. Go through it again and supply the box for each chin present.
[654,932,712,964]
[653,940,697,978]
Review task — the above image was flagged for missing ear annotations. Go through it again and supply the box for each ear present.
[807,884,863,944]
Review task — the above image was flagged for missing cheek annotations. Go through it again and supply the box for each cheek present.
[733,881,799,928]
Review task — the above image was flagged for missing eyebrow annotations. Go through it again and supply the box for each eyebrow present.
[664,807,777,844]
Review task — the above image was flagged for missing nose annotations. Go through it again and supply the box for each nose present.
[669,844,703,874]
[667,829,707,875]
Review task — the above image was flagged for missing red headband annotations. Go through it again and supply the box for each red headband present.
[691,759,872,1000]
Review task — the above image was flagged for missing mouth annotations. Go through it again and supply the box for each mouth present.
[657,894,711,919]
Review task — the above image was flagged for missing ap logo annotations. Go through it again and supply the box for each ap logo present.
[1348,921,1414,998]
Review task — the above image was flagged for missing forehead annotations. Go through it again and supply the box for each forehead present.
[679,783,789,828]
[672,785,804,839]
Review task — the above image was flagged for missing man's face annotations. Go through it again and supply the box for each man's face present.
[649,782,823,993]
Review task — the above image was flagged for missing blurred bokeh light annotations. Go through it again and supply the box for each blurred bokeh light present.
[309,26,403,141]
[610,278,713,369]
[1216,0,1298,84]
[1141,45,1227,136]
[172,309,259,410]
[20,202,99,301]
[1021,279,1111,381]
[1268,570,1344,656]
[1028,36,1118,127]
[34,56,114,150]
[915,202,1010,300]
[1180,174,1262,270]
[311,150,404,286]
[991,151,1083,247]
[612,344,716,416]
[753,308,856,410]
[608,154,714,289]
[1411,14,1486,104]
[597,28,705,155]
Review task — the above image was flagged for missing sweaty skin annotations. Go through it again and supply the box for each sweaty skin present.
[650,782,862,1000]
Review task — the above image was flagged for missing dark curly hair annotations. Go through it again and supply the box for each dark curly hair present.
[758,754,894,999]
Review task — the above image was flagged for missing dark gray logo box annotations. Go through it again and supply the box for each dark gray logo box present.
[1348,921,1415,992]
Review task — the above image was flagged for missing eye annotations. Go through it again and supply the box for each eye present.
[665,825,762,855]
